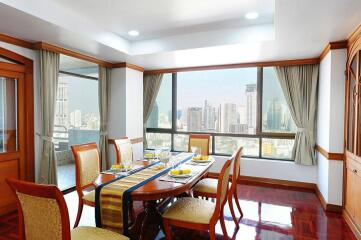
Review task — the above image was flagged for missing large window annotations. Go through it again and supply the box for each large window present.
[55,55,100,190]
[146,67,296,161]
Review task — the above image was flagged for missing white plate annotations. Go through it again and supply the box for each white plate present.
[191,159,211,163]
[169,172,192,178]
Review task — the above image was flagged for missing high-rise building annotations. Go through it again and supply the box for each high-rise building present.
[147,102,159,128]
[55,80,69,127]
[238,105,247,124]
[267,98,283,131]
[203,100,216,131]
[219,103,237,133]
[187,107,202,131]
[70,110,82,128]
[246,84,257,133]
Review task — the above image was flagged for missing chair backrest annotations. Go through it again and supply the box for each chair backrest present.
[231,146,243,189]
[211,158,232,222]
[71,142,100,190]
[188,134,210,156]
[6,179,71,240]
[110,137,133,165]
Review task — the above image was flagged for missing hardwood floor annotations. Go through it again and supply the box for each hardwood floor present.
[0,183,356,240]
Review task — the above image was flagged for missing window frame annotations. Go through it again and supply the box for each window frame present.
[146,68,296,161]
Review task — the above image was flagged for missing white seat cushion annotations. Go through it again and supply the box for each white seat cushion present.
[163,197,215,224]
[71,226,128,240]
[193,178,218,195]
[82,190,95,203]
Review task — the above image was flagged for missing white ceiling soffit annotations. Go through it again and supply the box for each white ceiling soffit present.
[0,0,361,69]
[0,0,275,55]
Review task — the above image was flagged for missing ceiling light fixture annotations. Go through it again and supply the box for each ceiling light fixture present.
[245,12,259,20]
[128,30,139,37]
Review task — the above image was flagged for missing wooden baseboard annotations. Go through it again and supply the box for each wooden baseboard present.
[314,185,343,213]
[344,209,361,240]
[208,172,343,213]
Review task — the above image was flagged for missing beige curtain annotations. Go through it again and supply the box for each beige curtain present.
[275,64,319,165]
[143,73,163,149]
[98,66,110,170]
[39,50,59,184]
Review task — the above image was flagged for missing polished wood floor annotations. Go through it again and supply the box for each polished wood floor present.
[0,183,356,240]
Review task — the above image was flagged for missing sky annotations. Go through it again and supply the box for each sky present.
[59,74,99,116]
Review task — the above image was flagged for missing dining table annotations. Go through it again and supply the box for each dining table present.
[94,153,215,240]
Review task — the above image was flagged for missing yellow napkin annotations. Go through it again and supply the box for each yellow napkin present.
[144,153,154,158]
[170,169,191,175]
[192,155,209,160]
[111,164,123,169]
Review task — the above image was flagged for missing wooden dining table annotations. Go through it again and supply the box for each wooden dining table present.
[94,155,215,240]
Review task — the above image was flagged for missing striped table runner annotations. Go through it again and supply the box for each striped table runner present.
[95,152,193,235]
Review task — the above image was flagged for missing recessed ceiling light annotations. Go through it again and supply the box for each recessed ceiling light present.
[245,12,259,20]
[128,30,140,37]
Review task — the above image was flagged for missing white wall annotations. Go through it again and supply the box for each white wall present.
[0,42,41,182]
[209,156,318,183]
[108,67,143,165]
[317,49,346,206]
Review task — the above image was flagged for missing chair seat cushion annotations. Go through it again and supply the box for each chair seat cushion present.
[71,226,128,240]
[162,197,215,224]
[193,178,218,195]
[82,190,95,203]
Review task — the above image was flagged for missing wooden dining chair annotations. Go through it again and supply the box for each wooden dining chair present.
[109,137,133,165]
[192,146,243,226]
[188,134,210,156]
[6,178,128,240]
[162,158,233,240]
[71,142,101,228]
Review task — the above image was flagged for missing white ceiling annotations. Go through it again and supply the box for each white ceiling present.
[0,0,360,69]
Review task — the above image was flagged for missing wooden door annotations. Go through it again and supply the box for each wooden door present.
[0,68,26,215]
[345,166,355,217]
[354,171,361,227]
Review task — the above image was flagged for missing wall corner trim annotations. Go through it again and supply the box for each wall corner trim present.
[315,144,344,161]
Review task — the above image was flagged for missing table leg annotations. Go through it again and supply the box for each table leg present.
[128,200,163,240]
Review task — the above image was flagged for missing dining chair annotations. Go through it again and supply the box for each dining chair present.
[71,142,101,228]
[6,178,128,240]
[162,158,233,240]
[192,146,243,226]
[109,137,133,165]
[188,134,211,156]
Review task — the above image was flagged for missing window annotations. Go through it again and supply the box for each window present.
[177,68,257,134]
[55,55,99,190]
[146,67,296,161]
[262,67,296,133]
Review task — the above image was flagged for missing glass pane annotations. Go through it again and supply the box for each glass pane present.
[177,68,257,134]
[147,74,172,128]
[0,77,18,153]
[215,136,259,156]
[261,138,294,159]
[348,62,356,152]
[54,72,99,190]
[262,68,296,133]
[146,133,171,149]
[174,134,212,153]
[60,55,99,78]
[174,134,189,152]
